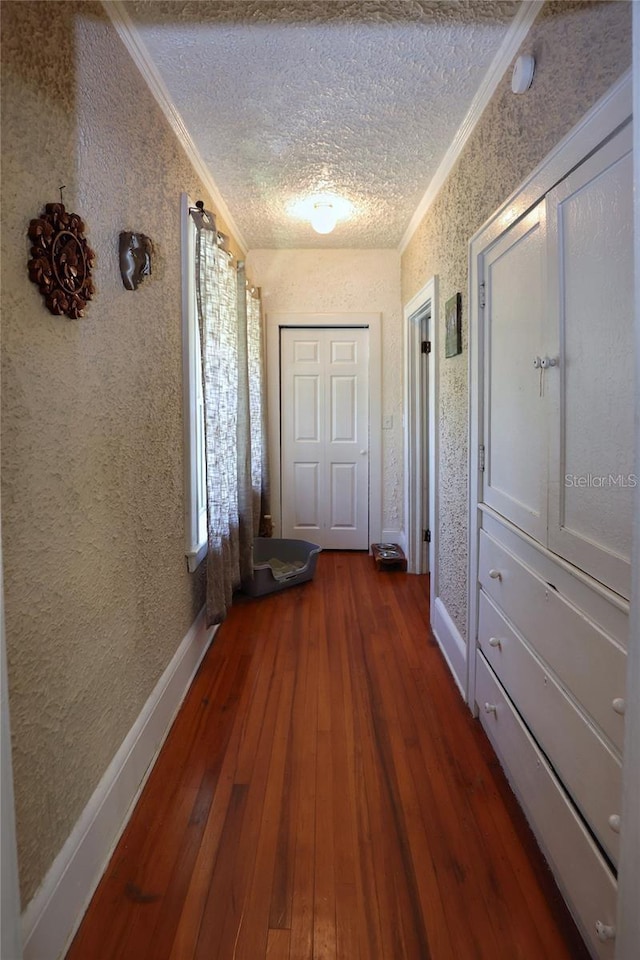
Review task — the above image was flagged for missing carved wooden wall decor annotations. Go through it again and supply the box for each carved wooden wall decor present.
[27,203,95,318]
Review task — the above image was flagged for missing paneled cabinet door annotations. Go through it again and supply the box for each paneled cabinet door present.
[481,201,548,543]
[546,123,634,600]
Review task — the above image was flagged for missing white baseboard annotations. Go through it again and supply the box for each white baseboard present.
[432,597,467,699]
[21,609,216,960]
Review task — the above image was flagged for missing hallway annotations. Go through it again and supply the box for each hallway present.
[66,552,588,960]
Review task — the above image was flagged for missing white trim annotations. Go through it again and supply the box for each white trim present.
[102,1,247,255]
[467,71,633,713]
[617,15,640,957]
[186,541,208,574]
[398,0,543,254]
[1,536,23,960]
[181,194,207,573]
[266,312,382,547]
[403,279,439,598]
[21,611,216,960]
[432,598,467,700]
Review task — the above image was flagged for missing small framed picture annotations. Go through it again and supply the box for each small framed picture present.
[445,293,462,358]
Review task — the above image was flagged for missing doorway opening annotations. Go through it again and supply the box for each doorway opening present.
[404,278,438,611]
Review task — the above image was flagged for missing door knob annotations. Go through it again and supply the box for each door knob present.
[488,568,502,581]
[595,921,615,942]
[360,450,367,455]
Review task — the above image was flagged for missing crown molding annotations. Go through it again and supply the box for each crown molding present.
[398,0,544,254]
[102,0,248,255]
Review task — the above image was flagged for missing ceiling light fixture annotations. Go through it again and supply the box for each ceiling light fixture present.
[310,202,337,235]
[288,193,354,232]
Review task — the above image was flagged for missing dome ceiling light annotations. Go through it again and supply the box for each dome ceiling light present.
[289,193,354,235]
[310,202,338,235]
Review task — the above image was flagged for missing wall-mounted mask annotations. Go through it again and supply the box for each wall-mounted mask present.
[119,231,153,290]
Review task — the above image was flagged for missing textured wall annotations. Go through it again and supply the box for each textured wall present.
[401,0,631,638]
[0,1,242,905]
[246,249,403,532]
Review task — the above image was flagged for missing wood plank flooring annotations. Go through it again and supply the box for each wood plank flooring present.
[66,552,589,960]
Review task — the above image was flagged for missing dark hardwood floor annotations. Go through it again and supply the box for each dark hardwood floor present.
[66,552,589,959]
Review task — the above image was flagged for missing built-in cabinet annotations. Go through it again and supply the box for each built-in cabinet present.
[483,122,633,601]
[472,117,632,959]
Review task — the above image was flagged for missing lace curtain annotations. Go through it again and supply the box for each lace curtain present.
[194,217,267,624]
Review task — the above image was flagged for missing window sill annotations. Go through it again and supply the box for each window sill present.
[186,541,207,573]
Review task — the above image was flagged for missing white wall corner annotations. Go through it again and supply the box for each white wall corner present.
[432,597,467,700]
[21,609,216,960]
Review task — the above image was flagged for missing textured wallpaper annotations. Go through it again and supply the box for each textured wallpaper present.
[246,249,403,532]
[0,0,242,905]
[401,0,631,639]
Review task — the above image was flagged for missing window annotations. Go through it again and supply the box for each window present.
[182,194,207,571]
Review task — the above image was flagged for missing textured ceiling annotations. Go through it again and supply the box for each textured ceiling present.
[124,0,522,248]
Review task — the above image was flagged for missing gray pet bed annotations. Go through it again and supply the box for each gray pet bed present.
[241,537,322,597]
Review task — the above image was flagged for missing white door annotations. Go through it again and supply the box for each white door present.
[481,201,548,542]
[546,123,634,599]
[281,327,369,549]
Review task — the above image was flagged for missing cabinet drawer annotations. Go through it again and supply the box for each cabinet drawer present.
[478,529,626,751]
[476,653,617,960]
[478,590,621,865]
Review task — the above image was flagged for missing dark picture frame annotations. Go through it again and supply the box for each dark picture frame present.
[445,292,462,357]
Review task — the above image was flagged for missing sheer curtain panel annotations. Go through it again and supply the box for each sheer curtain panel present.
[246,278,269,531]
[193,213,268,624]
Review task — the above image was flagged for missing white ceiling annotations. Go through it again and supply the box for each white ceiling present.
[121,0,527,249]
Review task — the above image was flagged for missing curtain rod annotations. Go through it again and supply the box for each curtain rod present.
[188,199,216,232]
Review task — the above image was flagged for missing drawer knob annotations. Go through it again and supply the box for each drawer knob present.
[488,637,502,649]
[488,568,503,581]
[483,702,497,714]
[608,814,621,834]
[595,921,616,942]
[612,697,626,716]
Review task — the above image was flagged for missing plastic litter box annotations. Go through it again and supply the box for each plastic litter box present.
[242,538,322,597]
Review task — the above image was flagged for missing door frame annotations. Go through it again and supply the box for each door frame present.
[404,278,438,603]
[267,312,382,546]
[468,71,632,711]
[1,536,23,960]
[618,15,640,955]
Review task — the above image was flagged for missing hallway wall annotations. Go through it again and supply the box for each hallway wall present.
[247,248,403,537]
[401,0,631,640]
[0,0,244,907]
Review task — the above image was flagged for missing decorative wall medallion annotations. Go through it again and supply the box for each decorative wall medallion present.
[27,203,95,318]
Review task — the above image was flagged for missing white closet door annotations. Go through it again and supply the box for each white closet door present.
[546,123,634,600]
[482,202,548,542]
[280,327,369,549]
